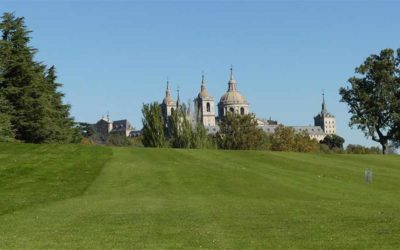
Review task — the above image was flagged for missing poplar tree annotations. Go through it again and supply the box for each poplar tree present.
[141,102,167,147]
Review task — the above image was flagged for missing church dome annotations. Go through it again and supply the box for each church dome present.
[162,80,175,106]
[219,68,247,105]
[219,90,247,104]
[163,95,175,106]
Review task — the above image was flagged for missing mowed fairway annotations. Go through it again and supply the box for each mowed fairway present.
[0,144,399,249]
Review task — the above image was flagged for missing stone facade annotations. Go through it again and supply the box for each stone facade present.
[314,93,336,135]
[95,116,134,137]
[194,75,216,127]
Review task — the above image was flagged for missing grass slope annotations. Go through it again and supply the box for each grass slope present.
[0,144,399,249]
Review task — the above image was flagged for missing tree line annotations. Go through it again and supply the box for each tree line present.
[141,102,383,154]
[0,13,78,143]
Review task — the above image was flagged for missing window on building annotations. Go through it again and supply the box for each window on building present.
[206,102,211,112]
[229,107,234,113]
[240,107,245,115]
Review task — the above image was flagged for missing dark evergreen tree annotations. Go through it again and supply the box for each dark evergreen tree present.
[43,66,75,142]
[0,94,14,142]
[0,12,75,143]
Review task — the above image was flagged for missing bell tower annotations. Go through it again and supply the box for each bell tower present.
[194,74,216,127]
[314,92,336,134]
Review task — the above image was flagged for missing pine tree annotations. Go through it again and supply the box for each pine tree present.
[0,12,75,143]
[0,94,14,142]
[44,66,75,142]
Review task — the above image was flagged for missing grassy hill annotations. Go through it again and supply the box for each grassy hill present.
[0,144,399,249]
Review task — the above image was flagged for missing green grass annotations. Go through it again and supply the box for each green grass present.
[0,144,399,249]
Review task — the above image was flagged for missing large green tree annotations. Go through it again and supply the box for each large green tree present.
[339,48,400,154]
[0,94,14,142]
[141,102,167,147]
[216,113,265,150]
[0,12,75,143]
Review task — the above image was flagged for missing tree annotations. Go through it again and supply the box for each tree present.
[191,122,216,149]
[294,132,320,153]
[271,125,296,151]
[0,94,14,142]
[168,105,192,148]
[43,66,75,142]
[320,134,345,150]
[0,12,75,143]
[270,125,319,152]
[216,112,265,150]
[141,102,167,147]
[339,48,400,154]
[346,144,381,154]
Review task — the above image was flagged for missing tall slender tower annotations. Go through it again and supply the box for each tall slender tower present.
[314,92,336,134]
[160,80,176,126]
[194,74,216,127]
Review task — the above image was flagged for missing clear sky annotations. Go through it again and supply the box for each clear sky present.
[2,0,400,147]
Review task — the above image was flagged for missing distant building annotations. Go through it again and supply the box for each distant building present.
[157,67,337,142]
[95,115,134,137]
[314,92,336,135]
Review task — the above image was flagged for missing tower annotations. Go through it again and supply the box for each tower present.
[314,92,336,134]
[218,66,249,118]
[194,74,216,127]
[160,80,176,126]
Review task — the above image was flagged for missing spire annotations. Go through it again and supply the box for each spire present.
[322,90,327,115]
[176,86,180,107]
[201,72,206,92]
[228,65,237,91]
[107,111,110,122]
[166,79,171,97]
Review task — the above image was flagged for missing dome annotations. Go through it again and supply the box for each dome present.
[219,68,247,105]
[163,95,175,106]
[162,80,175,106]
[219,91,247,104]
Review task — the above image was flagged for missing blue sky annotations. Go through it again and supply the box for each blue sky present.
[2,0,400,146]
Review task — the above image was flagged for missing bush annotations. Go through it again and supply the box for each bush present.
[106,134,132,147]
[270,125,319,152]
[346,144,381,154]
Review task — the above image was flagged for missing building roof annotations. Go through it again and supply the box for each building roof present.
[111,119,133,132]
[219,67,248,105]
[260,125,325,135]
[162,80,175,106]
[198,74,212,98]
